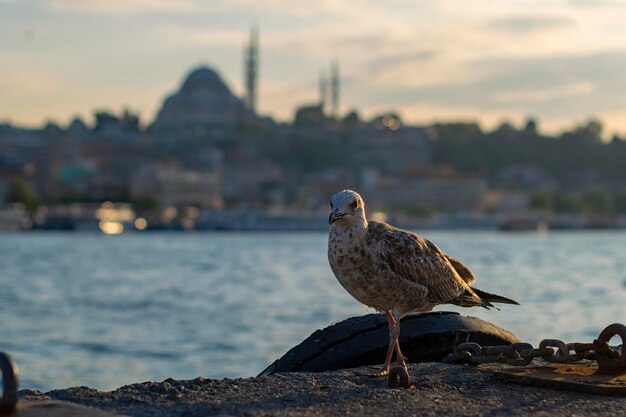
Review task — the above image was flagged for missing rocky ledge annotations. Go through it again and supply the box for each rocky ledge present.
[17,362,626,417]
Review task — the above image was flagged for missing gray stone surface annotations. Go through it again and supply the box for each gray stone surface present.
[18,363,626,417]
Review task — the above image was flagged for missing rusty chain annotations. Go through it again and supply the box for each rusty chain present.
[0,352,18,416]
[442,322,626,375]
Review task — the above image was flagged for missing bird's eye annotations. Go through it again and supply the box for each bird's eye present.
[351,200,358,210]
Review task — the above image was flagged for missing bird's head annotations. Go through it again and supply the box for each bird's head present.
[329,190,367,227]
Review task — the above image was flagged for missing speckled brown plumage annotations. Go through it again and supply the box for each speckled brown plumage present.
[329,219,486,317]
[327,190,518,375]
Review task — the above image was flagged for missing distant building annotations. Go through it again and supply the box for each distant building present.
[244,26,259,113]
[55,159,100,196]
[362,168,488,212]
[219,155,284,204]
[348,123,432,175]
[315,61,339,119]
[495,164,557,191]
[319,70,328,114]
[294,104,328,126]
[330,61,339,119]
[150,67,252,140]
[131,165,222,209]
[489,190,530,213]
[0,179,6,208]
[66,117,92,139]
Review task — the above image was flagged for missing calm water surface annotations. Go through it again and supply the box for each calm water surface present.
[1,231,625,391]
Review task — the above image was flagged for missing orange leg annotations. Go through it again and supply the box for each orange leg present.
[394,337,407,364]
[379,311,401,376]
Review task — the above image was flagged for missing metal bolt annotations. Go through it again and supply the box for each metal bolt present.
[388,365,411,389]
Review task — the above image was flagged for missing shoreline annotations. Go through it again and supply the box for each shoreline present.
[17,362,626,417]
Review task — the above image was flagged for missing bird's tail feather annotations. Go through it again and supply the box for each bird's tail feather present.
[473,288,519,310]
[450,288,519,310]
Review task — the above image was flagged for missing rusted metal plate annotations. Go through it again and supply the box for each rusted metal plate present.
[16,401,126,417]
[492,362,626,396]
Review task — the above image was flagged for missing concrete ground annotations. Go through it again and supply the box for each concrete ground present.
[17,362,626,417]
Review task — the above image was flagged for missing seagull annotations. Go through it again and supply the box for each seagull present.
[327,190,519,377]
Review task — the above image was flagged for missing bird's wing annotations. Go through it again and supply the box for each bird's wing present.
[445,256,476,284]
[366,221,481,304]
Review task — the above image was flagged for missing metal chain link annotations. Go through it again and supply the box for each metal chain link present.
[0,351,18,416]
[442,322,626,375]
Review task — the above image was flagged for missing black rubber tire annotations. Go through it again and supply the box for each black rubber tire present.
[259,311,518,376]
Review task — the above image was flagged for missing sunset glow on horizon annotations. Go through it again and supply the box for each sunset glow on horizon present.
[2,0,626,135]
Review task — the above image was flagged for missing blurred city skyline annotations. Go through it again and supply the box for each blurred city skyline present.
[2,0,626,136]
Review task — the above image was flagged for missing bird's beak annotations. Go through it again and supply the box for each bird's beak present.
[329,211,344,224]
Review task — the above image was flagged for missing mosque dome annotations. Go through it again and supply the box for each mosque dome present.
[180,67,230,95]
[151,66,251,136]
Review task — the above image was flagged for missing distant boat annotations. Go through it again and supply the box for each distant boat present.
[0,207,32,232]
[196,209,328,231]
[499,217,548,232]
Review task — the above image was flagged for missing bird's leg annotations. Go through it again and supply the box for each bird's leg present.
[387,317,412,389]
[394,328,409,366]
[393,314,408,364]
[378,311,398,376]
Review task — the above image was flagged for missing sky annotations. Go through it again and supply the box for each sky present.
[1,0,626,136]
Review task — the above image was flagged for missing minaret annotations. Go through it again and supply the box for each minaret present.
[319,69,328,115]
[330,60,339,119]
[244,26,259,113]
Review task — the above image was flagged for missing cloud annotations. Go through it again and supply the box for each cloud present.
[569,0,626,8]
[4,0,626,133]
[395,102,524,129]
[340,50,626,132]
[45,0,196,15]
[471,51,626,102]
[366,51,436,77]
[490,81,594,104]
[224,0,339,16]
[161,26,244,47]
[489,15,574,34]
[0,69,61,95]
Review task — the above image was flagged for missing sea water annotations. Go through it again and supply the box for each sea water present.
[0,231,625,391]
